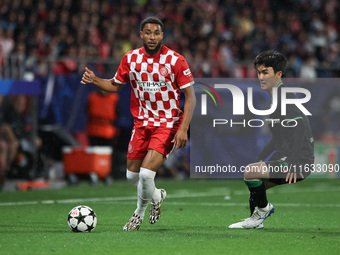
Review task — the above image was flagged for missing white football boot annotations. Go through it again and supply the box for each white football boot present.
[228,203,274,229]
[149,189,167,224]
[229,221,264,229]
[123,213,143,231]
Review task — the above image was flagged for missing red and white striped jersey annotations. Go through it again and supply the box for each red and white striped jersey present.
[112,46,194,128]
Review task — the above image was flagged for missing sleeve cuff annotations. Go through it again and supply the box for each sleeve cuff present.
[113,78,125,85]
[179,81,195,90]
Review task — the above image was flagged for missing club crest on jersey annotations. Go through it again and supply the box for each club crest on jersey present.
[159,67,169,77]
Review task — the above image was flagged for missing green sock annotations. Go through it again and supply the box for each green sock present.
[244,179,263,188]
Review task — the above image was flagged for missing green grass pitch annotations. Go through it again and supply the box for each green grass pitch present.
[0,178,339,255]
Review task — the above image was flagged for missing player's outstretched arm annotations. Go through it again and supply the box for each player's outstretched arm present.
[80,67,123,92]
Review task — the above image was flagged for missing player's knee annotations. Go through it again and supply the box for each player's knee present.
[139,168,156,184]
[244,164,258,179]
[126,169,139,187]
[138,168,156,199]
[126,170,134,182]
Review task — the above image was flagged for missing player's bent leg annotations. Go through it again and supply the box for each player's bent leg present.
[123,168,157,231]
[141,149,168,225]
[229,162,274,229]
[123,159,143,230]
[244,162,269,180]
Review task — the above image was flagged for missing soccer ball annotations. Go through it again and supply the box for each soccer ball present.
[67,205,97,232]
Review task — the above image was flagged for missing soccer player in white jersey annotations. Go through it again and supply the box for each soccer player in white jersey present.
[81,17,196,231]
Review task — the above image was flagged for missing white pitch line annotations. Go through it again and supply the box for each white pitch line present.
[1,188,340,208]
[0,193,226,207]
[0,201,39,206]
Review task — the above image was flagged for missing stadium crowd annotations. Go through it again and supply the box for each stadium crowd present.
[0,0,340,78]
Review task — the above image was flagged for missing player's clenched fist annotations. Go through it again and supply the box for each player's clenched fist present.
[80,67,95,84]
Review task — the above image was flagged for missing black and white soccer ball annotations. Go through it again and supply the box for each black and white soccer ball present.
[67,205,97,232]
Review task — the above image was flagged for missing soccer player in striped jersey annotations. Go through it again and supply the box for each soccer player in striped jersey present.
[81,17,196,231]
[229,50,314,229]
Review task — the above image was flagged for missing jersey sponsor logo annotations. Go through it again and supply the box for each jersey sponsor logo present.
[183,68,192,77]
[136,81,167,87]
[136,81,168,92]
[159,67,169,77]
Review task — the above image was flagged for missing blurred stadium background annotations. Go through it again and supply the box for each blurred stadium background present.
[0,0,340,190]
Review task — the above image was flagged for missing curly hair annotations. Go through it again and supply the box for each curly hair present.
[140,17,164,32]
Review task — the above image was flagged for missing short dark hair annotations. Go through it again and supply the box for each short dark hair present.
[140,16,164,32]
[254,50,287,75]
